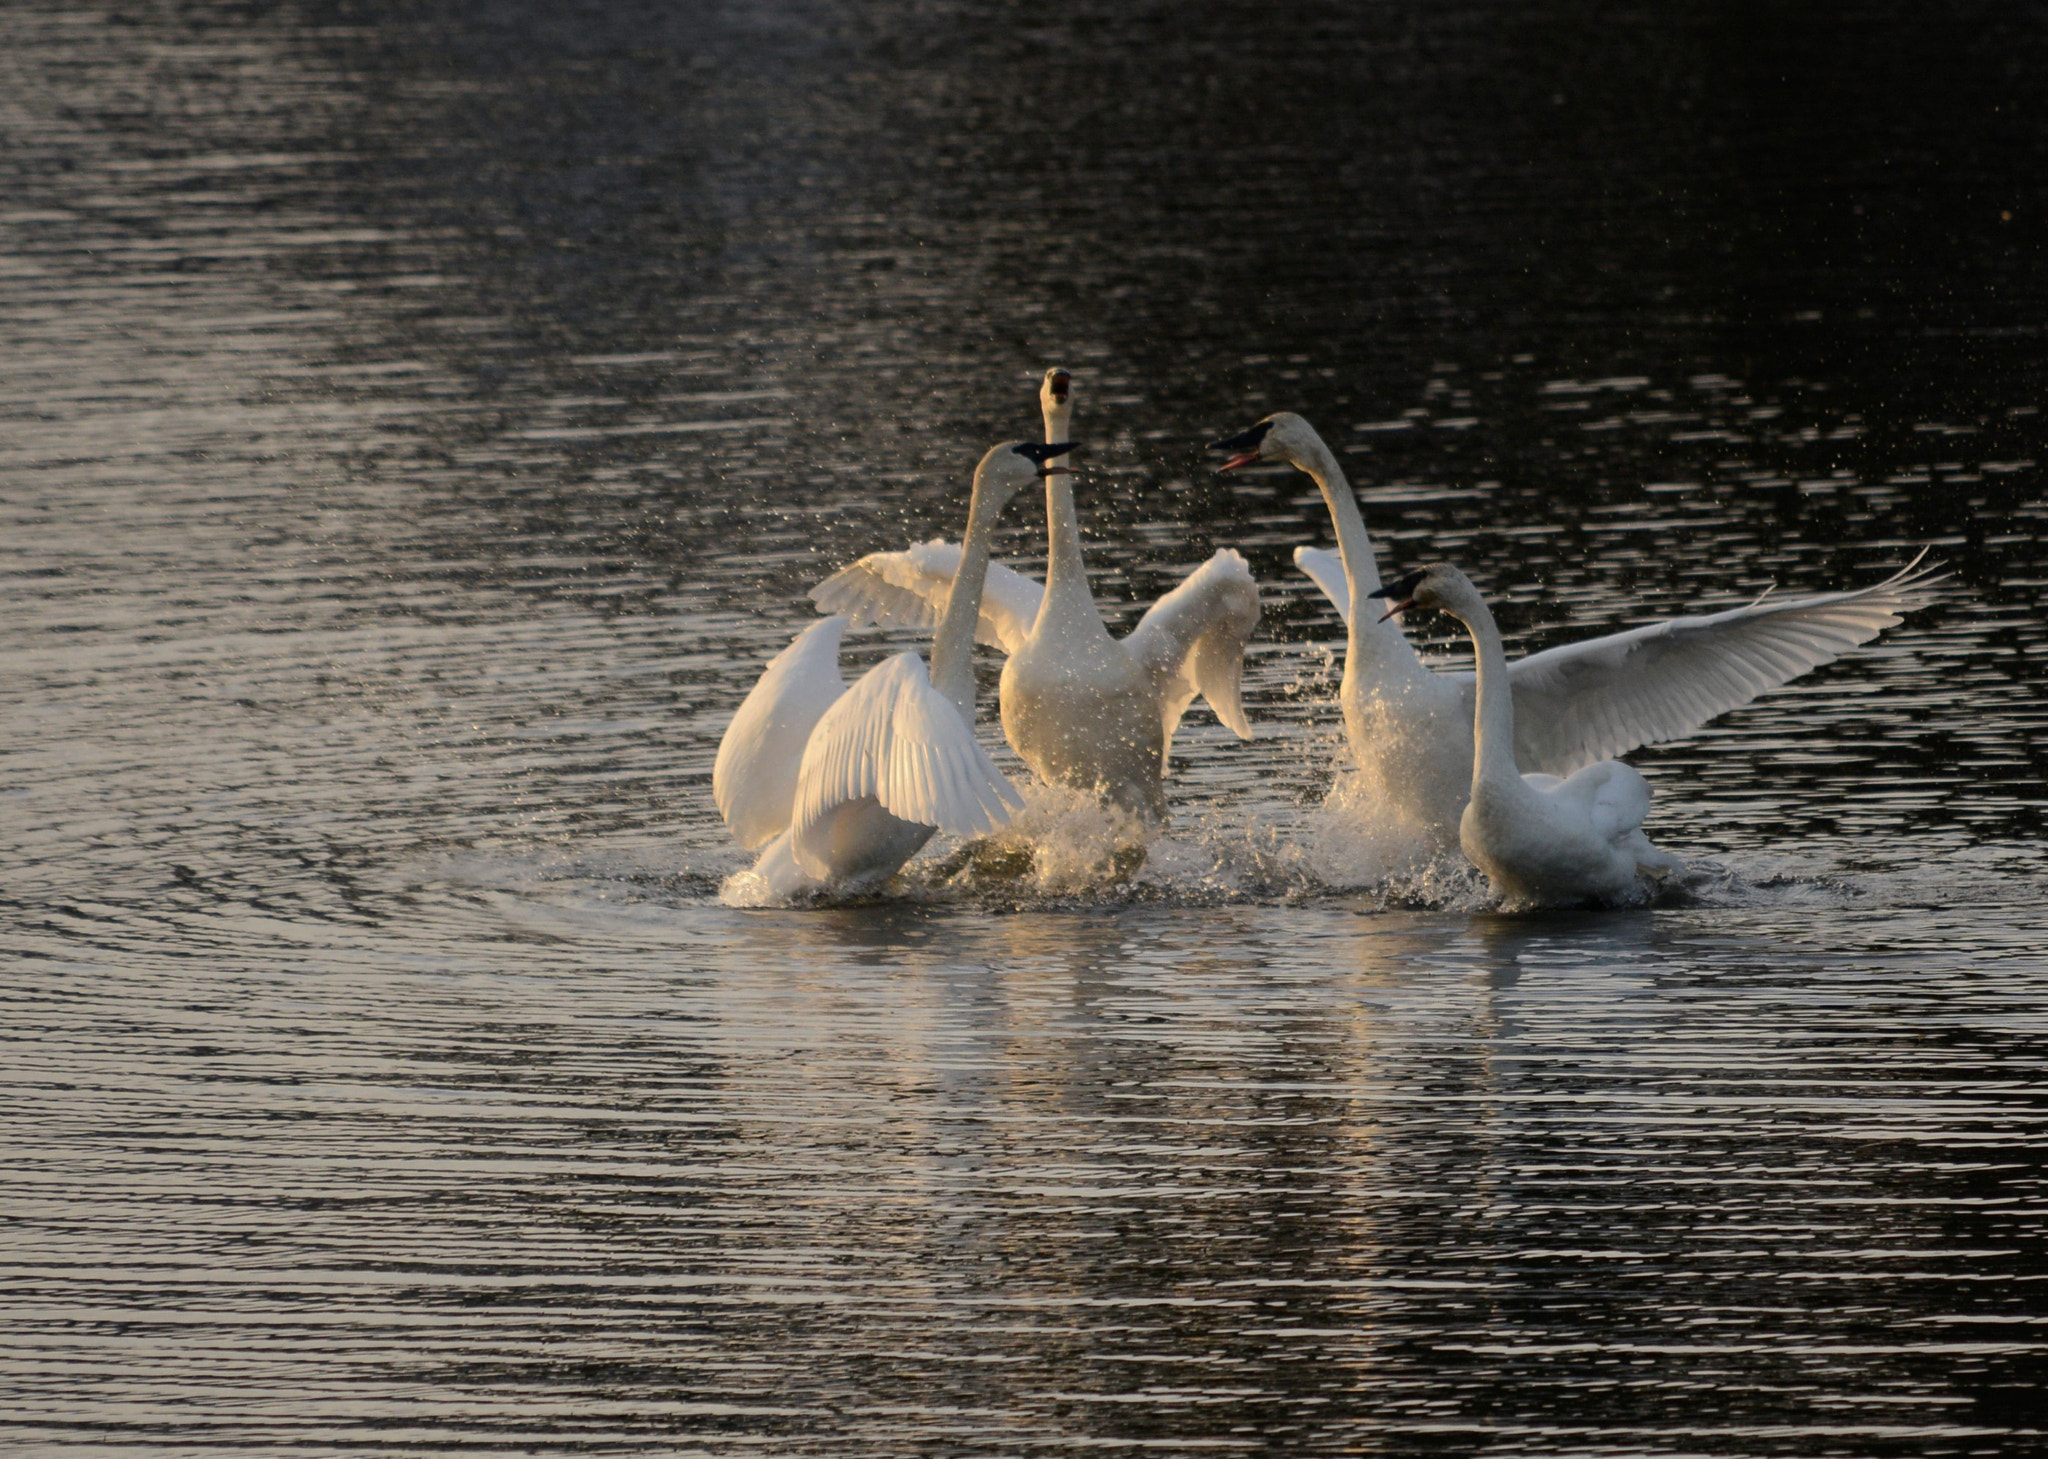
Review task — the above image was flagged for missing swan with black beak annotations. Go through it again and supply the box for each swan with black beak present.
[816,369,1261,825]
[1209,411,1940,850]
[714,441,1070,897]
[1370,563,1681,907]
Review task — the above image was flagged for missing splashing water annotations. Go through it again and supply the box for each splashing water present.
[972,780,1153,891]
[715,772,1507,911]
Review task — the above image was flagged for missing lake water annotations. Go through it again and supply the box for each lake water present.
[4,0,2046,1452]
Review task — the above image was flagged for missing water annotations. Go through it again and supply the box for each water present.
[3,0,2045,1451]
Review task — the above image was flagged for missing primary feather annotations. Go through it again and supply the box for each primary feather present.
[789,652,1021,879]
[1500,553,1944,774]
[712,615,848,851]
[810,539,1044,655]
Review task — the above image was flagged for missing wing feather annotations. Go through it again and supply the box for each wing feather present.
[789,652,1022,876]
[1505,555,1943,774]
[810,539,1045,655]
[712,616,848,851]
[1126,550,1262,761]
[1293,545,1352,625]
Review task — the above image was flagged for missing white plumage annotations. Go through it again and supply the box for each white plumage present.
[811,369,1260,822]
[1214,412,1941,845]
[814,539,1045,654]
[712,615,848,852]
[789,651,1018,878]
[713,442,1047,897]
[1371,563,1683,908]
[1500,566,1940,772]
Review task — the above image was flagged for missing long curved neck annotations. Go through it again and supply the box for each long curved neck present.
[1451,587,1520,792]
[1288,431,1379,599]
[930,473,1002,720]
[1287,432,1421,676]
[1034,397,1109,642]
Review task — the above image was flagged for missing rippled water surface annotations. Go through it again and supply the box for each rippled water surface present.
[4,1,2047,1452]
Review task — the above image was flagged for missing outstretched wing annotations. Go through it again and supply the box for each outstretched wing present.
[810,538,1045,655]
[1502,555,1943,775]
[1126,549,1262,763]
[713,616,848,851]
[789,651,1022,877]
[1293,545,1352,625]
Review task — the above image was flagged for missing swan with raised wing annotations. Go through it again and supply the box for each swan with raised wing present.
[1371,564,1682,906]
[713,441,1070,897]
[1208,411,1941,848]
[814,369,1260,823]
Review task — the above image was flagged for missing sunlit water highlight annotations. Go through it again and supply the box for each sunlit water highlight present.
[3,0,2046,1452]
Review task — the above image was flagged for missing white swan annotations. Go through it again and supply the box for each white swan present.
[1209,412,1942,848]
[1371,564,1682,907]
[712,441,1068,896]
[813,369,1260,823]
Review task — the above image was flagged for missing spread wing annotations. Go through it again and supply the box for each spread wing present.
[809,538,1045,656]
[789,651,1022,878]
[1293,545,1352,624]
[1126,549,1262,762]
[1501,555,1944,775]
[712,616,848,851]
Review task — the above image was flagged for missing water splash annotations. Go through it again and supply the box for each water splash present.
[711,774,1499,912]
[718,857,792,909]
[1294,765,1472,890]
[969,780,1153,892]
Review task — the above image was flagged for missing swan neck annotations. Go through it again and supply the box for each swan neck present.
[1290,433,1422,677]
[931,477,999,719]
[1038,396,1092,616]
[1036,467,1106,639]
[1293,435,1380,600]
[1042,397,1073,449]
[1458,591,1519,791]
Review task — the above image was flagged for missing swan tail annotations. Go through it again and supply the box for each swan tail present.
[1628,831,1685,879]
[1552,759,1653,845]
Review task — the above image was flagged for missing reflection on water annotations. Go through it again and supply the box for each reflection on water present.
[7,894,2046,1450]
[2,0,2045,1451]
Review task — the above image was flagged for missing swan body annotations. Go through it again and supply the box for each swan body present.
[1373,564,1682,907]
[998,572,1167,818]
[1210,412,1942,848]
[814,369,1260,823]
[713,443,1061,896]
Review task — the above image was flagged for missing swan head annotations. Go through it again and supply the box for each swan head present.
[1207,411,1321,471]
[977,439,1079,509]
[1040,367,1075,436]
[1366,562,1480,622]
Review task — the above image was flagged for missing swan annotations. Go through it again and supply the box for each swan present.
[813,368,1260,823]
[1371,564,1682,907]
[1208,411,1941,848]
[712,441,1071,897]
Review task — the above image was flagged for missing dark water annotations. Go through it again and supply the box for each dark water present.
[4,1,2046,1451]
